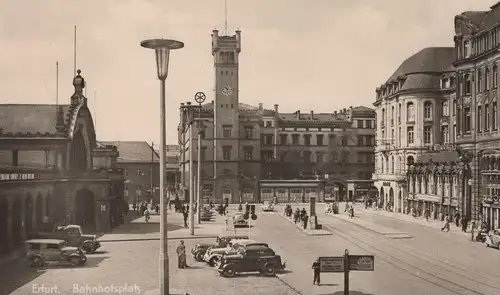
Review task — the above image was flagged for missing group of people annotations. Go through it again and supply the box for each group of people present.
[292,208,309,229]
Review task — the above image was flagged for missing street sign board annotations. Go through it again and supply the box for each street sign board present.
[348,255,374,271]
[319,256,344,273]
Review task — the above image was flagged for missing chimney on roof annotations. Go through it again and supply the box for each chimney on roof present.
[296,110,300,119]
[258,103,263,111]
[343,108,347,114]
[274,104,279,113]
[310,110,314,119]
[211,100,214,104]
[334,111,337,116]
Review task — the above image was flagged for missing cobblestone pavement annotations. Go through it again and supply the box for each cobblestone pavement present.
[0,209,300,295]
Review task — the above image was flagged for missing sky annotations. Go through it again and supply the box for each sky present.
[0,0,497,145]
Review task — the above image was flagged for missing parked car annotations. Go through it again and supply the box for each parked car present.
[25,239,87,267]
[191,235,249,262]
[200,208,215,221]
[261,202,274,212]
[203,239,268,266]
[233,212,248,227]
[217,245,286,277]
[28,224,101,254]
[485,230,500,249]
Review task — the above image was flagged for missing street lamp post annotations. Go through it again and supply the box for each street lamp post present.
[194,92,206,224]
[180,102,201,235]
[141,38,184,295]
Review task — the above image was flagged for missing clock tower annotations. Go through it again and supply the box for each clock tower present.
[212,29,241,203]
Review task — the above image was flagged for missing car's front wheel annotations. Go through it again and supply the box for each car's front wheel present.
[264,265,276,276]
[31,256,44,267]
[195,251,204,262]
[222,264,236,277]
[82,243,95,254]
[208,256,219,266]
[69,257,81,267]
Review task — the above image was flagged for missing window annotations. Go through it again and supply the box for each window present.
[265,121,272,127]
[223,125,232,138]
[46,244,60,250]
[303,151,311,163]
[441,126,449,143]
[485,104,490,131]
[262,151,273,163]
[493,102,497,130]
[407,126,414,144]
[304,135,311,146]
[441,79,448,89]
[330,151,338,162]
[357,120,363,128]
[486,68,490,90]
[136,169,142,176]
[292,134,299,144]
[365,120,372,129]
[244,127,253,139]
[391,156,394,173]
[263,134,273,145]
[406,102,415,122]
[316,134,324,145]
[424,102,432,119]
[494,65,498,87]
[464,40,471,58]
[391,129,394,143]
[315,152,323,163]
[341,135,348,146]
[477,106,483,132]
[123,168,128,177]
[398,127,401,145]
[357,136,364,146]
[244,147,252,161]
[424,126,432,144]
[452,99,456,116]
[222,146,231,160]
[464,107,471,133]
[341,151,349,162]
[280,134,287,145]
[464,74,471,95]
[442,101,449,116]
[398,103,401,124]
[477,69,483,92]
[381,108,385,127]
[391,106,394,125]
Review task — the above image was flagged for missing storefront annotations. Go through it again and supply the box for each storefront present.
[480,151,500,230]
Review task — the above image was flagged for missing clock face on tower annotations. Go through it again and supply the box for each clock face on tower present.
[221,85,233,96]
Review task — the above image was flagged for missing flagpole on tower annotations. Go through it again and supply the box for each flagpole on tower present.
[73,25,77,76]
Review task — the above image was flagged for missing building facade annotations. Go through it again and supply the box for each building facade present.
[0,70,125,254]
[178,29,376,204]
[373,47,456,213]
[453,3,500,229]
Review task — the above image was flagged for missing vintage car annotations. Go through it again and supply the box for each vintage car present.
[485,229,500,249]
[217,245,286,277]
[203,239,268,266]
[25,239,87,267]
[200,208,215,222]
[261,202,274,212]
[28,224,101,254]
[233,212,248,228]
[191,235,249,261]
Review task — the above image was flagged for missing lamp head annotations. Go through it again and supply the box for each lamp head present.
[140,39,184,80]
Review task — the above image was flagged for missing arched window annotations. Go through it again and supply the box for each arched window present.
[485,68,490,90]
[464,73,471,95]
[494,65,498,88]
[407,155,414,166]
[477,69,483,92]
[398,155,402,173]
[442,100,449,116]
[424,101,432,119]
[380,156,384,174]
[381,108,385,126]
[391,155,394,173]
[406,102,415,122]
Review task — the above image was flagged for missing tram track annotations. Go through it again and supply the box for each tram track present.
[321,216,500,295]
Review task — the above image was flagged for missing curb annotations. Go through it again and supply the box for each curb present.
[98,235,218,243]
[277,213,332,236]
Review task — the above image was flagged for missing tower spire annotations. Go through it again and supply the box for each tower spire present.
[224,0,228,35]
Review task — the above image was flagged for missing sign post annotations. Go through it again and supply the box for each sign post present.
[318,249,374,294]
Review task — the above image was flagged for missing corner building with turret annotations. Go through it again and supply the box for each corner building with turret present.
[178,29,376,204]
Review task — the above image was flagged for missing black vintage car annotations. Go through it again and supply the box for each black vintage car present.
[190,235,249,261]
[217,245,286,277]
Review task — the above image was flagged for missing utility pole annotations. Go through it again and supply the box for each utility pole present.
[197,121,203,224]
[151,141,154,203]
[189,122,195,235]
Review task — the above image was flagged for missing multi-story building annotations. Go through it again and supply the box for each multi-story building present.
[373,47,456,213]
[452,2,500,229]
[178,28,376,204]
[0,70,125,255]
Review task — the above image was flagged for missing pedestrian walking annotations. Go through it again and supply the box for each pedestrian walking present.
[312,258,321,285]
[461,216,468,232]
[183,210,188,228]
[303,213,309,230]
[441,214,451,232]
[349,206,354,218]
[454,211,461,227]
[176,240,188,268]
[424,208,430,222]
[293,209,300,224]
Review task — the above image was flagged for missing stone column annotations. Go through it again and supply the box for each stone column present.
[6,196,14,251]
[20,196,26,242]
